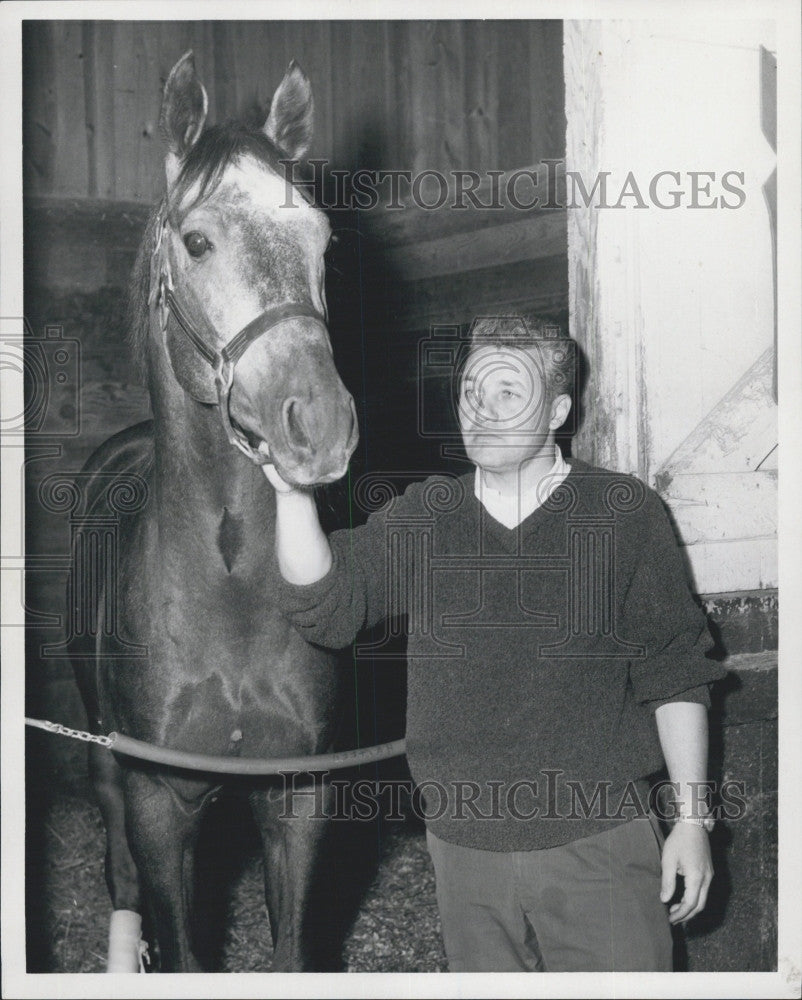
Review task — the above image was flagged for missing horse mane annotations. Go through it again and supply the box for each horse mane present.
[126,120,297,379]
[126,202,163,381]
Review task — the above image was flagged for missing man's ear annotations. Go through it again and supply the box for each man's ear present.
[548,394,572,431]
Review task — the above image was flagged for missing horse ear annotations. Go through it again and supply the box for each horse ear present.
[160,51,208,188]
[264,61,314,160]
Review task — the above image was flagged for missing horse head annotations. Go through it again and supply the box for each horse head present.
[150,51,358,486]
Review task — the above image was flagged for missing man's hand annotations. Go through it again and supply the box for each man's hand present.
[659,822,713,923]
[261,462,298,494]
[260,462,333,585]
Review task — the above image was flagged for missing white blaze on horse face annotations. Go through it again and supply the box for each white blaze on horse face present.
[167,156,330,347]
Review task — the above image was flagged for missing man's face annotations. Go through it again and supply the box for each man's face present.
[458,344,559,474]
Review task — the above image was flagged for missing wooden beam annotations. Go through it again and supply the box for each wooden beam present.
[662,472,777,545]
[24,197,150,291]
[382,254,567,332]
[25,194,566,297]
[362,160,566,246]
[379,209,565,282]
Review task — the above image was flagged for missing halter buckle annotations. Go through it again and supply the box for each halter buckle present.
[214,358,267,463]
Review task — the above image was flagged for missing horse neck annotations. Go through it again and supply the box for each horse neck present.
[146,359,276,565]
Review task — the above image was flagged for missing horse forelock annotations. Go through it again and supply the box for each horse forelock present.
[170,121,311,219]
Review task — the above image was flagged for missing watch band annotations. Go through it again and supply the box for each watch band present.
[675,813,715,832]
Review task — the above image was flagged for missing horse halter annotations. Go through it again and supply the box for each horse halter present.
[149,201,327,463]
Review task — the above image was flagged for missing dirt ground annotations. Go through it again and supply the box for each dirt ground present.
[25,731,448,974]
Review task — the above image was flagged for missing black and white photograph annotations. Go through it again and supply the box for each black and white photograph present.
[1,1,800,997]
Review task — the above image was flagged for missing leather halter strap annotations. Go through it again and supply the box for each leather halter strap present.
[153,208,327,462]
[221,301,326,369]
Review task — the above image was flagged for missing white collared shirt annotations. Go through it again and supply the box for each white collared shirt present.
[474,445,571,529]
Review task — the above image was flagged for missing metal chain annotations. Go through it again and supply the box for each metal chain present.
[25,716,405,773]
[25,717,113,748]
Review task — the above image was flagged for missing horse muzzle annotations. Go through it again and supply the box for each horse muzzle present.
[228,331,359,486]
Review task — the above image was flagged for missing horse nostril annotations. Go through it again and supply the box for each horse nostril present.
[282,397,313,454]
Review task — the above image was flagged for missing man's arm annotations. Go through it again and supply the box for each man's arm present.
[262,462,417,648]
[263,464,332,585]
[654,700,714,924]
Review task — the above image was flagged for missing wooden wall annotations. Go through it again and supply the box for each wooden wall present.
[23,20,565,202]
[564,19,777,596]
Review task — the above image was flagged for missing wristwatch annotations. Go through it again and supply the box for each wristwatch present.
[675,812,715,833]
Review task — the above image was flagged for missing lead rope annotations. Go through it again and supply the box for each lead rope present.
[24,717,406,774]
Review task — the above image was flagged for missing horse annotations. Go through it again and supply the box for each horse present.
[68,51,358,972]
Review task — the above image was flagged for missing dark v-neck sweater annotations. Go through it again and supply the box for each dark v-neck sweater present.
[274,459,727,850]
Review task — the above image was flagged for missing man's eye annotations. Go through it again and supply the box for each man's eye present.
[184,232,211,258]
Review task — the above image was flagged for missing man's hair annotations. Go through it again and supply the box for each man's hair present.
[467,315,576,401]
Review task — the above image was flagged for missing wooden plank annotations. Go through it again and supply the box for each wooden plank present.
[391,20,414,173]
[406,21,439,175]
[22,22,57,196]
[135,23,163,204]
[158,21,195,93]
[265,20,289,110]
[26,22,565,208]
[434,21,467,171]
[266,19,287,112]
[211,22,236,122]
[381,22,401,170]
[194,22,218,123]
[81,23,98,197]
[656,349,777,477]
[383,254,568,332]
[111,22,141,201]
[351,20,387,169]
[380,209,566,281]
[329,21,358,170]
[282,20,332,161]
[544,21,567,161]
[24,196,150,292]
[24,190,567,294]
[497,21,532,167]
[313,20,335,163]
[564,20,606,469]
[228,22,257,121]
[51,22,88,196]
[681,538,778,593]
[83,22,117,199]
[150,23,190,199]
[661,472,777,545]
[464,20,498,174]
[362,160,566,246]
[530,20,566,163]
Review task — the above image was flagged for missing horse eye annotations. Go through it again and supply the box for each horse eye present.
[184,232,211,258]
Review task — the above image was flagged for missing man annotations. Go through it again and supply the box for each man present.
[263,316,726,972]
